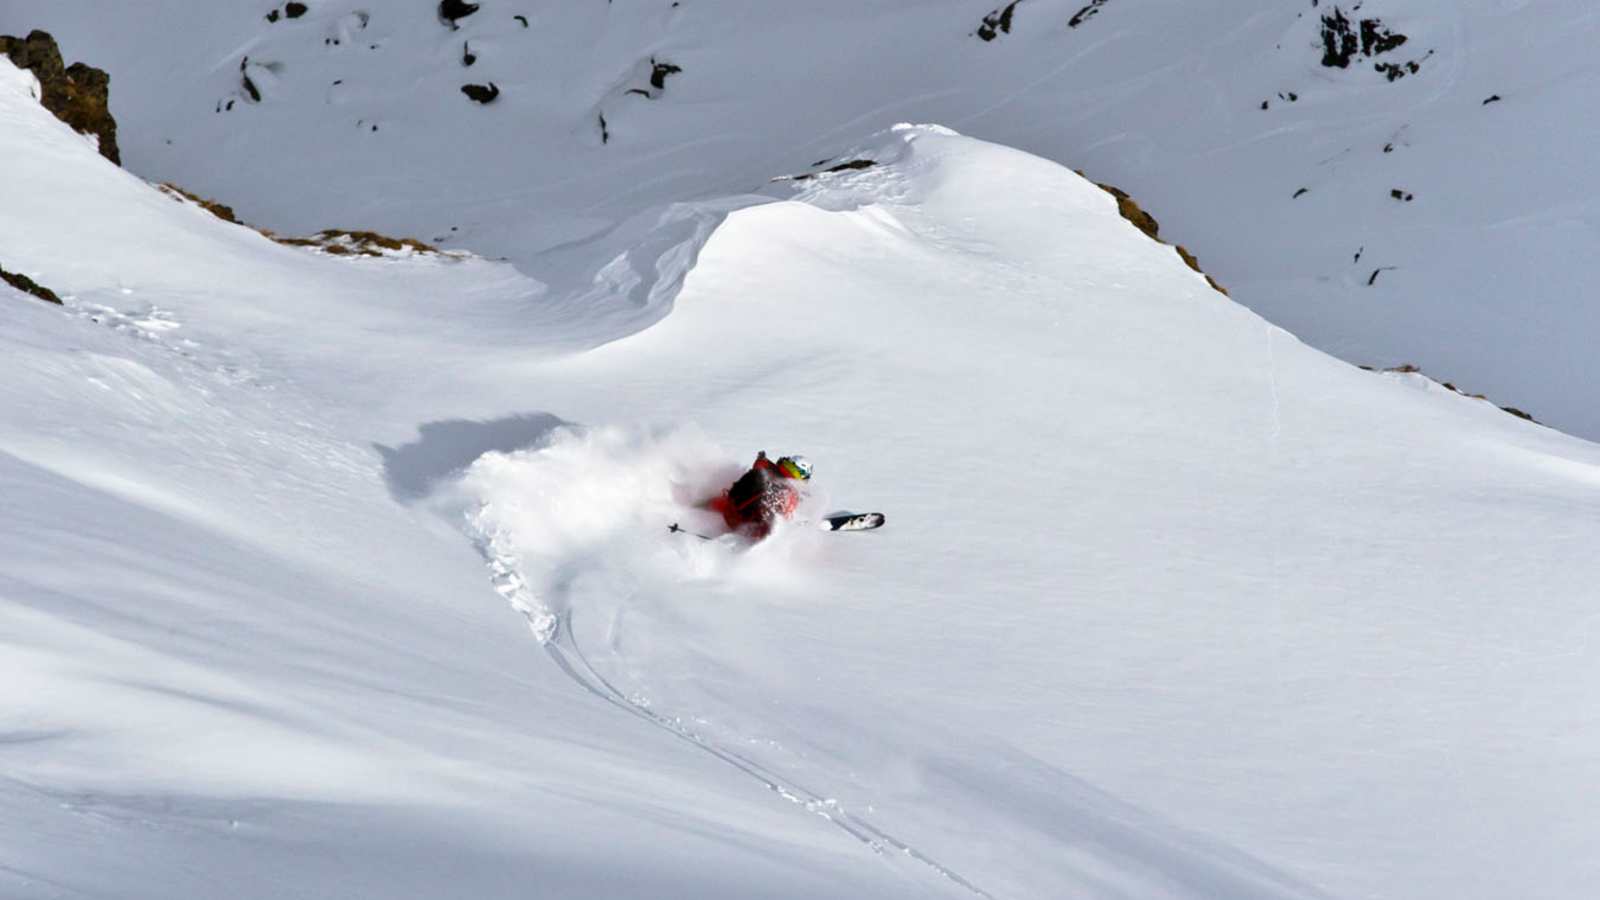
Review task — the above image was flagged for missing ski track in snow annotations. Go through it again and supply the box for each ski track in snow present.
[467,513,993,898]
[542,610,999,900]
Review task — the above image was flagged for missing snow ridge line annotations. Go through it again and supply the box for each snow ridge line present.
[544,610,999,900]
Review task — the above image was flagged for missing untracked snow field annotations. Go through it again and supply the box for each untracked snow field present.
[5,14,1600,900]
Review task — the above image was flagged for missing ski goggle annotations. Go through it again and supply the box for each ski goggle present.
[778,457,812,480]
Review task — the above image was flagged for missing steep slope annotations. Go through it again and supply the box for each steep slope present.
[8,45,1600,900]
[465,125,1600,900]
[0,60,931,900]
[14,0,1600,437]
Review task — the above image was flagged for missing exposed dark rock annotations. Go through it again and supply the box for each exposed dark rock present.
[460,82,499,103]
[1360,17,1406,56]
[625,88,650,97]
[1,264,62,305]
[273,228,440,257]
[242,71,262,102]
[976,2,1021,41]
[439,0,480,29]
[0,30,121,165]
[1389,188,1414,202]
[649,58,681,90]
[265,3,308,22]
[1367,266,1396,285]
[1319,8,1360,67]
[1068,0,1112,29]
[598,112,609,144]
[1319,7,1429,80]
[1375,52,1431,82]
[462,41,476,66]
[787,158,877,182]
[1482,94,1502,105]
[1293,187,1309,198]
[514,14,529,28]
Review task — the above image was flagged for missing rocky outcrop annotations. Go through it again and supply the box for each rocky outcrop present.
[1068,0,1113,29]
[439,0,480,30]
[158,183,240,223]
[1317,7,1431,82]
[461,82,500,104]
[976,2,1021,41]
[649,59,682,91]
[0,30,120,165]
[1,264,63,305]
[271,229,442,257]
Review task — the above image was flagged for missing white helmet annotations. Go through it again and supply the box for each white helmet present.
[778,455,813,480]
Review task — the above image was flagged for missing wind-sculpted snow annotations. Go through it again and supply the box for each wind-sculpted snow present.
[22,0,1600,437]
[8,54,1600,899]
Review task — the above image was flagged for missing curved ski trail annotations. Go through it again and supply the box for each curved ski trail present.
[467,503,993,897]
[544,609,998,900]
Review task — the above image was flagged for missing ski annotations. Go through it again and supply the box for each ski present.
[820,512,885,532]
[670,513,885,540]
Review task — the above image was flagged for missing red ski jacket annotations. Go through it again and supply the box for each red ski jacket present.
[708,453,802,536]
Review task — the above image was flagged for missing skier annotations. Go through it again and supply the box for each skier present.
[709,451,812,538]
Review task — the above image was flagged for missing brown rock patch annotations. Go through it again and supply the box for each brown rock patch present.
[158,183,239,224]
[1083,175,1229,297]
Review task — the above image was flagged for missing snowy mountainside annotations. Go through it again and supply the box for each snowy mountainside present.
[1,61,926,900]
[8,46,1600,900]
[14,0,1600,436]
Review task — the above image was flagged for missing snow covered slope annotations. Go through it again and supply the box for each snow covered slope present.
[6,36,1600,900]
[15,0,1600,437]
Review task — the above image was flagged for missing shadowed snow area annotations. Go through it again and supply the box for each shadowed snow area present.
[4,32,1600,900]
[376,413,570,502]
